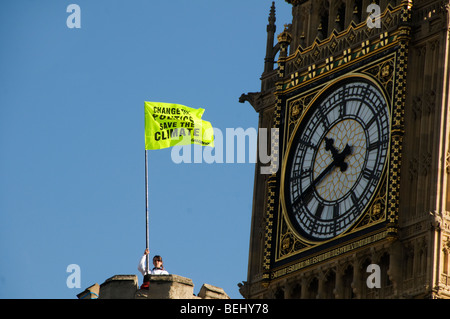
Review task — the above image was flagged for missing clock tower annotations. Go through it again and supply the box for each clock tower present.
[239,0,450,298]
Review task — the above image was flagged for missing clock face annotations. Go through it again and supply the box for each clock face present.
[284,79,390,242]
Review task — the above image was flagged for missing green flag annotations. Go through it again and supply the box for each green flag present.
[144,102,215,150]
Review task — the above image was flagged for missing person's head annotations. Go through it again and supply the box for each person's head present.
[143,274,151,283]
[153,255,163,268]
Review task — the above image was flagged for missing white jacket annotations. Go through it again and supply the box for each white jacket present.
[138,254,169,276]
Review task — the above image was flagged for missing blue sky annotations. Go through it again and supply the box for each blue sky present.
[0,0,292,299]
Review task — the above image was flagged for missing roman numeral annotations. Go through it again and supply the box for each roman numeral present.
[363,168,374,180]
[365,116,376,130]
[302,190,314,206]
[368,138,389,152]
[368,141,379,152]
[350,191,358,205]
[318,106,330,129]
[291,168,311,182]
[339,102,347,117]
[299,139,316,149]
[315,203,324,219]
[333,204,340,219]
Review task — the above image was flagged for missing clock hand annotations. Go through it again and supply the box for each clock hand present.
[297,160,336,205]
[325,137,352,172]
[293,139,352,207]
[325,137,339,157]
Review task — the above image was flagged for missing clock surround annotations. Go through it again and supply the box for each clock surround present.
[281,75,390,243]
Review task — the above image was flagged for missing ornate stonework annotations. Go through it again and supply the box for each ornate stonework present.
[240,0,450,299]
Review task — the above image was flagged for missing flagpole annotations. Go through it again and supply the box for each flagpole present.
[145,149,150,273]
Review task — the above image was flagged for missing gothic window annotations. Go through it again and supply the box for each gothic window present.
[342,265,354,298]
[379,253,392,288]
[360,258,372,298]
[335,3,346,32]
[274,286,284,299]
[443,240,450,276]
[317,1,330,40]
[291,283,302,299]
[307,277,319,298]
[443,250,449,275]
[405,247,414,279]
[323,270,336,299]
[419,245,427,276]
[352,0,362,24]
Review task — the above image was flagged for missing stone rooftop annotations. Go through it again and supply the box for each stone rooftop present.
[77,274,229,299]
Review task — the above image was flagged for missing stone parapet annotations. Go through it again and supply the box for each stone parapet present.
[197,283,229,299]
[79,274,229,299]
[135,274,196,299]
[99,275,139,299]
